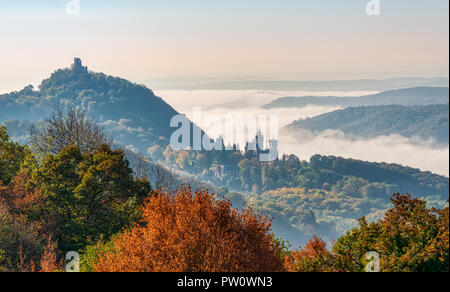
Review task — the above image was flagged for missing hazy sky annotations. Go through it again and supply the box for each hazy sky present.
[0,0,448,92]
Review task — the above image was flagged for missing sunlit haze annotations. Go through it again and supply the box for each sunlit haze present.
[0,0,448,92]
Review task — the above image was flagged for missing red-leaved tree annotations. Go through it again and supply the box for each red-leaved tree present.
[94,186,284,272]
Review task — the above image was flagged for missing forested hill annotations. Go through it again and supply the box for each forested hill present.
[0,58,182,152]
[263,87,449,109]
[284,104,450,144]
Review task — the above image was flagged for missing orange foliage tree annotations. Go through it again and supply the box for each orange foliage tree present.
[39,237,61,272]
[0,170,43,218]
[93,186,284,272]
[284,236,337,272]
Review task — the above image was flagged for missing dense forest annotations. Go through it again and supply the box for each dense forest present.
[1,121,448,272]
[5,111,448,247]
[156,144,449,246]
[158,144,449,198]
[263,87,449,109]
[284,104,449,144]
[1,60,449,272]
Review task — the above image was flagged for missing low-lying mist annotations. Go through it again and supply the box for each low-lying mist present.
[281,129,450,177]
[154,89,377,112]
[156,89,450,177]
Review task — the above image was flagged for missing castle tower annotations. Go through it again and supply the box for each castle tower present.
[256,130,265,151]
[71,57,88,73]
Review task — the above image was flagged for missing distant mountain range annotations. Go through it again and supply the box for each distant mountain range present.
[0,58,201,153]
[150,77,449,91]
[284,104,450,145]
[263,87,449,109]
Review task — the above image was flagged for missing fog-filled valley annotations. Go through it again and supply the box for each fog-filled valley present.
[1,60,449,250]
[1,0,449,274]
[157,89,450,176]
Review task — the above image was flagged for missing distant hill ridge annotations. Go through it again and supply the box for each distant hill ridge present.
[263,87,449,109]
[284,103,449,144]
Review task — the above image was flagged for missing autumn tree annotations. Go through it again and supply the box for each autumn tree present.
[0,201,44,272]
[93,187,284,272]
[284,236,337,272]
[0,169,42,218]
[0,200,60,272]
[39,237,61,272]
[429,205,449,269]
[331,217,381,272]
[333,194,449,272]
